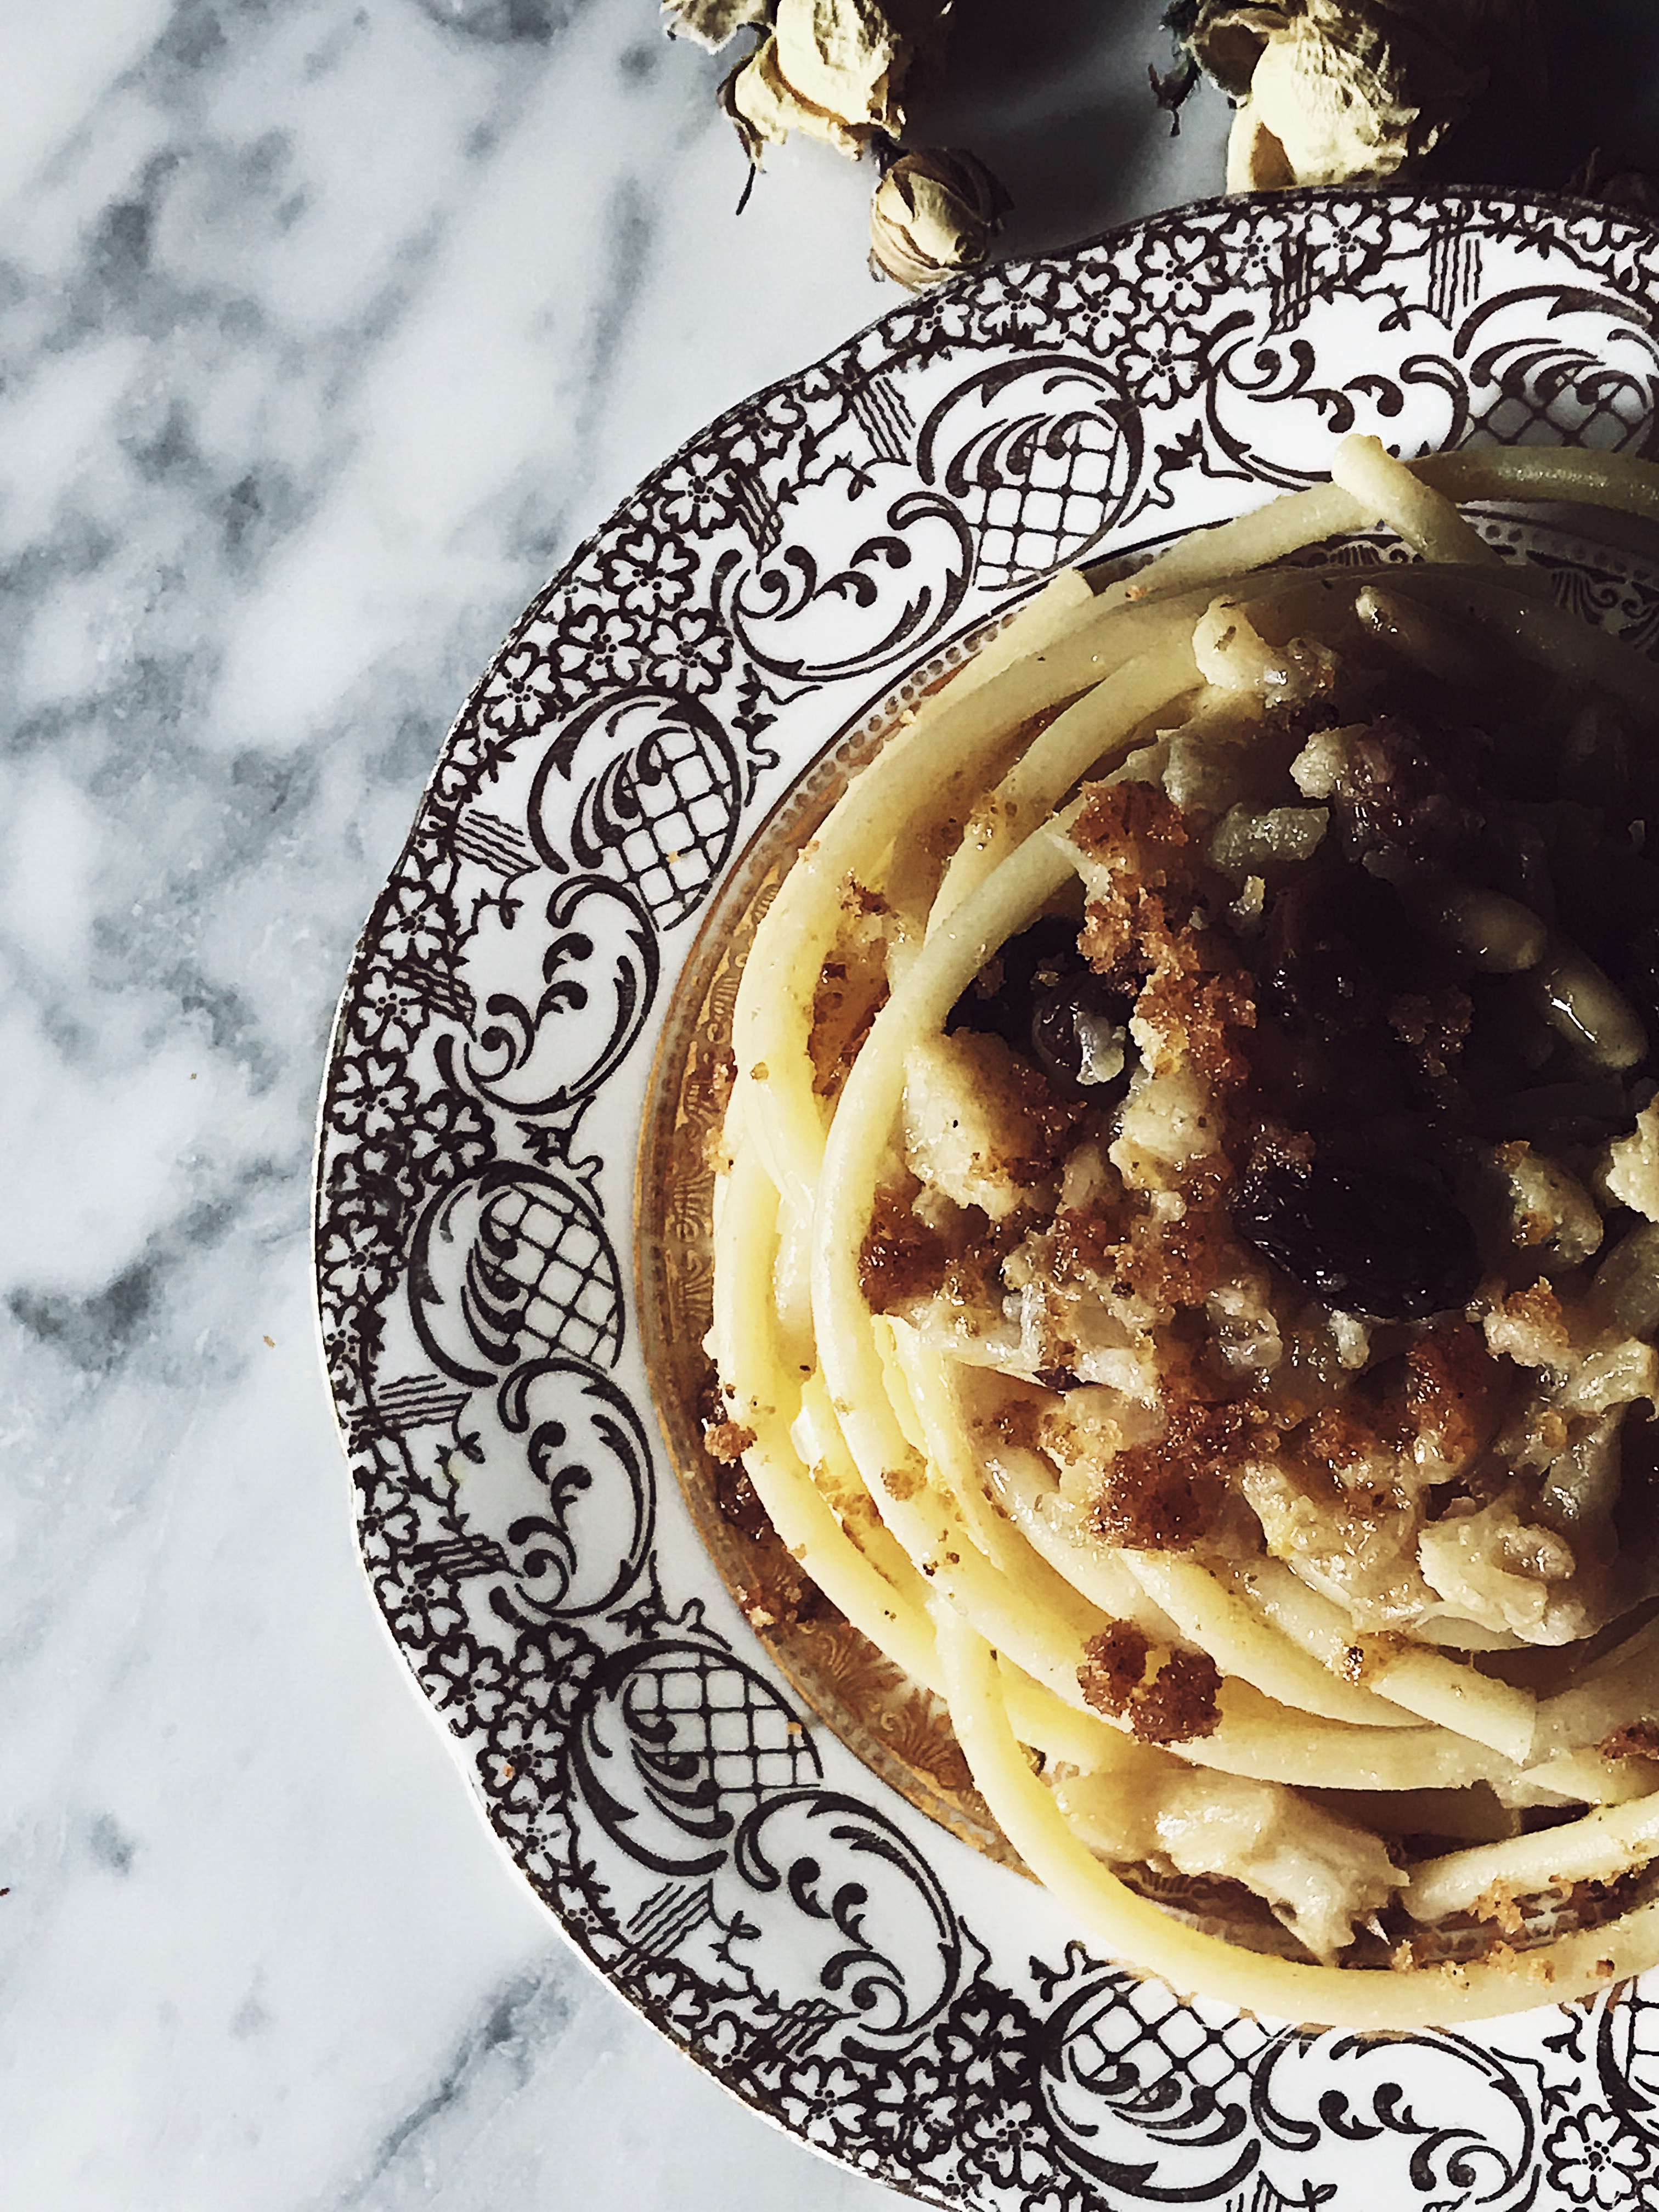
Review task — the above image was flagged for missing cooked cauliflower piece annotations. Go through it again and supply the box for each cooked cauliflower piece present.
[1605,1103,1659,1221]
[1109,1063,1224,1192]
[1482,1280,1572,1371]
[1417,1496,1580,1643]
[1482,1142,1604,1272]
[1209,802,1329,879]
[1243,1459,1437,1628]
[1056,1761,1400,1963]
[901,1029,1066,1220]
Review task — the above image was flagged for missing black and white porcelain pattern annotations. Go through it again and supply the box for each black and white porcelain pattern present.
[316,190,1659,2211]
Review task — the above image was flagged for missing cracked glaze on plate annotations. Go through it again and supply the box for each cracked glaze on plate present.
[315,189,1659,2210]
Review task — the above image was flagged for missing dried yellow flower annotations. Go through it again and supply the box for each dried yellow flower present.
[777,0,904,122]
[868,148,1009,288]
[723,0,905,161]
[720,0,951,166]
[1175,0,1545,191]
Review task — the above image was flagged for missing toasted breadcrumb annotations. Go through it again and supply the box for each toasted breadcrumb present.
[704,1419,758,1464]
[1078,1621,1224,1743]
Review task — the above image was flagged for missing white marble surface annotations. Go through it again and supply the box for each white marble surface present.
[2,3,1652,2207]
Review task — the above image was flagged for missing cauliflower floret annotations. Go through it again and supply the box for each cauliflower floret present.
[1000,1214,1165,1401]
[1206,1271,1285,1375]
[1055,1763,1400,1963]
[1034,1384,1164,1506]
[1483,1142,1604,1272]
[901,1030,1070,1221]
[1482,1279,1572,1371]
[1418,1497,1579,1643]
[1018,1286,1161,1402]
[1209,802,1329,879]
[1328,1308,1373,1370]
[1289,722,1369,799]
[1557,1340,1659,1418]
[1604,1103,1659,1222]
[1057,1138,1111,1211]
[1242,1460,1436,1628]
[1109,1062,1223,1192]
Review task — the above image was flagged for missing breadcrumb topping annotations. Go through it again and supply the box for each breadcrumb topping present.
[1079,1620,1224,1743]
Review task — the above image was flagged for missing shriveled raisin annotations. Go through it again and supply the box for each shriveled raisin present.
[949,915,1136,1101]
[946,916,1079,1049]
[1030,972,1133,1098]
[1263,865,1425,1035]
[1326,717,1482,865]
[1616,917,1659,1037]
[1233,1158,1480,1321]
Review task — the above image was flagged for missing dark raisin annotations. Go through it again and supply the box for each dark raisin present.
[1327,718,1482,865]
[1030,973,1133,1097]
[1233,1158,1481,1321]
[1616,918,1659,1036]
[1615,1402,1659,1567]
[946,915,1080,1048]
[947,916,1135,1099]
[1263,865,1426,1035]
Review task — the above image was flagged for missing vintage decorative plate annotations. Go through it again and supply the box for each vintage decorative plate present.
[315,188,1659,2210]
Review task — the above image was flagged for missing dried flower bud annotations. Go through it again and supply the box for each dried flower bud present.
[722,0,910,163]
[868,148,1010,288]
[661,0,774,53]
[1175,0,1545,191]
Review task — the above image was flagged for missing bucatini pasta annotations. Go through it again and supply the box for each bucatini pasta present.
[702,435,1659,2025]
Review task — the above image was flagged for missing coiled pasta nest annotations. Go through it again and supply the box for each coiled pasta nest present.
[685,437,1659,2026]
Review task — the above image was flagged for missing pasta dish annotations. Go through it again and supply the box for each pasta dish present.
[701,435,1659,2025]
